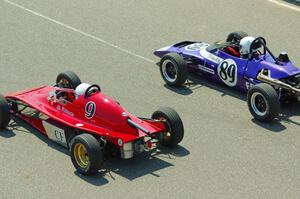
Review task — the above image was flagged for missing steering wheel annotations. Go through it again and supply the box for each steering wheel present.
[84,84,101,99]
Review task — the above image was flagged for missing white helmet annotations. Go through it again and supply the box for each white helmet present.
[75,83,91,98]
[239,36,255,55]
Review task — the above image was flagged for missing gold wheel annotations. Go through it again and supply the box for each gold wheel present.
[163,132,172,142]
[158,118,172,142]
[74,143,90,169]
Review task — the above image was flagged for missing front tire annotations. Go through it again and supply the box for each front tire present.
[152,107,184,147]
[247,83,280,122]
[160,53,188,87]
[0,94,11,129]
[70,133,103,175]
[56,71,82,89]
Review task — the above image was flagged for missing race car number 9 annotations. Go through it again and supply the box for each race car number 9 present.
[217,59,237,87]
[85,101,96,119]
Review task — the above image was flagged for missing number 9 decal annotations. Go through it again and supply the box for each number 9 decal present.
[85,101,96,119]
[217,59,237,87]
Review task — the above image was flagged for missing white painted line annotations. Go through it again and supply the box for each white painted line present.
[2,0,155,63]
[268,0,300,12]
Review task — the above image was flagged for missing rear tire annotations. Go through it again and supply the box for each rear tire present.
[70,133,103,175]
[152,107,184,147]
[160,53,188,87]
[56,71,82,89]
[0,94,10,129]
[226,31,248,43]
[247,83,280,122]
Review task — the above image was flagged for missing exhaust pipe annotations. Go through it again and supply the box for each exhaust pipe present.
[257,69,300,94]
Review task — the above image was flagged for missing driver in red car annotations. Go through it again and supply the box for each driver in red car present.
[48,83,91,103]
[74,83,91,99]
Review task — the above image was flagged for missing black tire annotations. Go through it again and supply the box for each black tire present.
[56,71,82,89]
[70,133,103,175]
[160,53,188,87]
[226,31,248,43]
[247,83,280,122]
[151,107,184,147]
[0,94,11,129]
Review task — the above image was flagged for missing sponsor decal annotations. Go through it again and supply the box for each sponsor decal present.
[245,81,254,90]
[185,43,210,51]
[85,101,96,119]
[54,129,66,144]
[199,49,223,64]
[217,59,238,87]
[56,105,74,116]
[42,121,67,147]
[198,65,215,74]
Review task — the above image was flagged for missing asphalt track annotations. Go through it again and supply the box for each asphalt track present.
[0,0,300,198]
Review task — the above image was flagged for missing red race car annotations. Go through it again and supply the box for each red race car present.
[0,71,184,175]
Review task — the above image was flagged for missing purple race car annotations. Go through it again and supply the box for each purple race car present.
[154,31,300,122]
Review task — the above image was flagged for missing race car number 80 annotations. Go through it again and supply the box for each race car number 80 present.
[217,59,237,87]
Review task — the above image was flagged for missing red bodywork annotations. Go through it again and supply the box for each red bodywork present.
[6,86,166,146]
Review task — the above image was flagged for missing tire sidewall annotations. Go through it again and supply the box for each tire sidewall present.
[70,134,103,175]
[247,84,280,122]
[160,53,187,86]
[0,95,11,129]
[56,71,81,89]
[152,108,184,147]
[226,31,248,43]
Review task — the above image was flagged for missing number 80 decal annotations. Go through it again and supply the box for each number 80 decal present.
[217,59,237,87]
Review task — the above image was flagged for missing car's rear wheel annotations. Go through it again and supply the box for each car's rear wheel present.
[247,83,280,122]
[70,133,103,175]
[152,107,184,147]
[0,94,11,129]
[56,71,81,89]
[160,53,188,87]
[226,31,248,43]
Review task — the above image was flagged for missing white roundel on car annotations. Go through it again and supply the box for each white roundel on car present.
[184,43,210,51]
[217,59,238,87]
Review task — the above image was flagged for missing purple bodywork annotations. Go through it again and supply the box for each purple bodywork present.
[154,41,300,93]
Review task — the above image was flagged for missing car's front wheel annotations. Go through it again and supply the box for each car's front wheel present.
[152,107,184,147]
[247,83,280,122]
[160,53,188,87]
[70,133,104,175]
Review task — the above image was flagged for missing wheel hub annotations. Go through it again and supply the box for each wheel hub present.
[74,143,90,169]
[251,92,268,116]
[162,60,177,83]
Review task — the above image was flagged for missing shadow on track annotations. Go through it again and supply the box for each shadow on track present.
[1,116,190,186]
[2,116,70,155]
[75,145,190,186]
[0,128,16,138]
[283,0,300,6]
[156,63,300,131]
